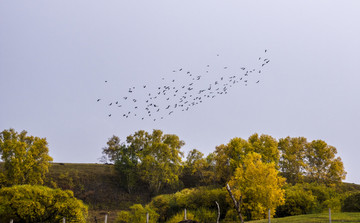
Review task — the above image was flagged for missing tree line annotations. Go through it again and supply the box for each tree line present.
[100,129,347,222]
[101,129,346,194]
[0,128,350,222]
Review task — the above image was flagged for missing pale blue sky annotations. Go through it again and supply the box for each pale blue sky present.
[1,0,360,183]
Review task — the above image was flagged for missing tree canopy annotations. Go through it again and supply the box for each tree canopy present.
[278,136,307,185]
[0,128,53,186]
[213,133,279,185]
[279,137,346,185]
[102,129,185,194]
[305,139,346,184]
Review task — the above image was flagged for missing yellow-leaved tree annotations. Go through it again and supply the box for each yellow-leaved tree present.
[228,152,286,221]
[0,128,53,186]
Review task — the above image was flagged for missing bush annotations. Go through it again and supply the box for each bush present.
[165,211,197,223]
[116,204,159,223]
[276,184,316,217]
[276,183,344,217]
[342,192,360,212]
[193,207,217,222]
[0,185,88,223]
[174,187,228,213]
[148,194,178,222]
[224,209,239,222]
[148,187,227,222]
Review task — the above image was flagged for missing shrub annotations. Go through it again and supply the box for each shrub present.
[276,184,316,217]
[148,187,227,222]
[224,209,239,222]
[165,210,197,223]
[0,185,88,223]
[342,192,360,212]
[116,204,159,223]
[148,194,177,222]
[193,207,217,222]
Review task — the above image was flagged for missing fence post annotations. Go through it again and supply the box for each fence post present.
[184,208,187,220]
[10,220,13,223]
[329,208,331,223]
[268,208,271,223]
[104,214,108,223]
[63,217,66,223]
[146,212,149,223]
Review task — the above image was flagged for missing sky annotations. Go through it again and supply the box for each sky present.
[1,0,360,184]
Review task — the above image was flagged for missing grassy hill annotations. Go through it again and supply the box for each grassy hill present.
[44,163,152,222]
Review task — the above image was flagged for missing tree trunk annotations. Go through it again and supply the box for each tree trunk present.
[215,201,220,223]
[226,184,244,223]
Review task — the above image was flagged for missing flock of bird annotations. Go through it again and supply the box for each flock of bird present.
[97,50,270,121]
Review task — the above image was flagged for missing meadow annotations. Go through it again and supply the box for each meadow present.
[249,212,360,223]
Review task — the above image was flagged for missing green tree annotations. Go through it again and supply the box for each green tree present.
[305,140,346,184]
[214,137,249,184]
[100,135,126,163]
[0,128,53,186]
[228,152,286,220]
[129,130,184,194]
[182,149,216,186]
[102,130,185,195]
[101,135,141,193]
[278,136,308,185]
[0,185,88,223]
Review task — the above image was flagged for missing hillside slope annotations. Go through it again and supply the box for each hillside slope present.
[45,163,151,210]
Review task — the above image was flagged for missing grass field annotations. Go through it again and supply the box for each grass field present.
[248,212,360,223]
[87,212,360,223]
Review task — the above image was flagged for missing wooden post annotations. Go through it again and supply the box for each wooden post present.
[268,208,271,223]
[104,214,108,223]
[329,208,331,223]
[226,184,244,223]
[184,208,187,220]
[63,217,66,223]
[10,220,13,223]
[146,212,149,223]
[215,201,220,223]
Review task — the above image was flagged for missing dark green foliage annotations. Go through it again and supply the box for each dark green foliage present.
[342,192,360,212]
[276,183,343,217]
[276,184,316,217]
[102,130,184,195]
